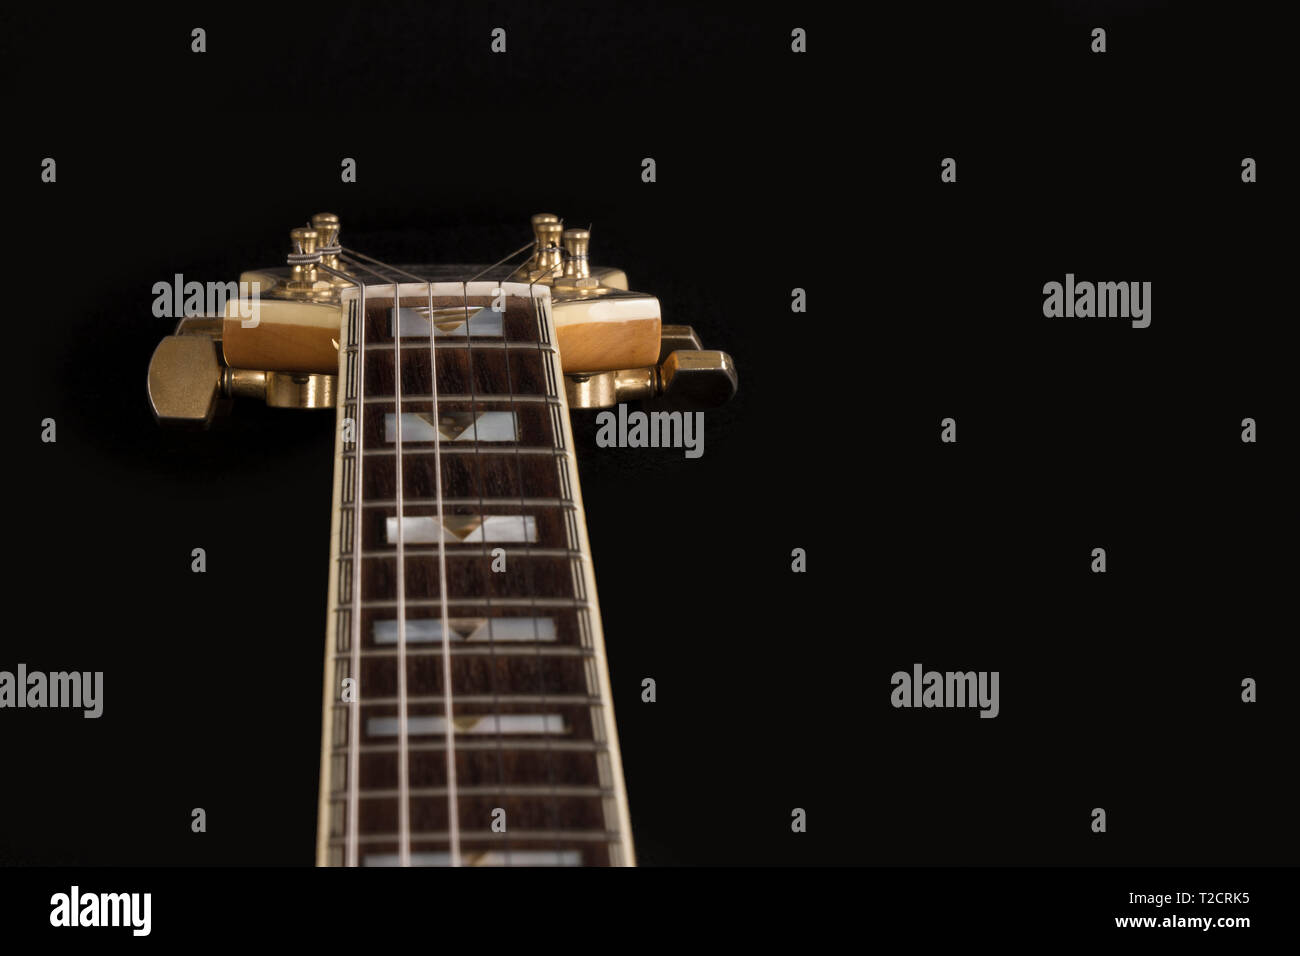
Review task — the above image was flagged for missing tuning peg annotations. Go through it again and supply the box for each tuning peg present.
[656,350,738,410]
[148,320,336,427]
[563,324,737,411]
[147,333,224,427]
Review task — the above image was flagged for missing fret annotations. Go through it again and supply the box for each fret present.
[354,740,609,753]
[358,786,613,799]
[353,596,590,609]
[363,497,571,508]
[356,695,600,707]
[363,851,586,868]
[359,393,556,404]
[358,647,596,659]
[340,831,618,844]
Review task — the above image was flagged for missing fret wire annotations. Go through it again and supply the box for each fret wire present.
[357,785,612,798]
[346,739,608,754]
[356,647,597,659]
[355,548,583,559]
[358,394,557,404]
[358,497,574,508]
[353,597,591,609]
[358,447,564,457]
[330,830,620,845]
[358,341,557,353]
[350,694,602,706]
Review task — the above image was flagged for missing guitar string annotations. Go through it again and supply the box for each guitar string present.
[332,255,418,866]
[524,250,571,858]
[341,249,463,865]
[392,268,411,866]
[458,275,512,865]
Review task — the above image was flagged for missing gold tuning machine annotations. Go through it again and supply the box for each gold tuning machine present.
[564,325,738,411]
[147,316,335,427]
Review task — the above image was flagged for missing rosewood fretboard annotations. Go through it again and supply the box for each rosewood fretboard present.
[317,274,633,867]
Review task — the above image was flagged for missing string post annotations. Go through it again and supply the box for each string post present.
[562,228,591,279]
[311,212,345,277]
[287,226,320,288]
[529,213,564,280]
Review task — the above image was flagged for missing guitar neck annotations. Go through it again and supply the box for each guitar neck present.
[316,279,634,867]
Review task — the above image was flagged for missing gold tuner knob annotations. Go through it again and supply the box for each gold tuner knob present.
[147,334,224,427]
[656,350,738,410]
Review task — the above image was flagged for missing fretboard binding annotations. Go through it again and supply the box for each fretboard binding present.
[330,830,621,845]
[351,785,613,799]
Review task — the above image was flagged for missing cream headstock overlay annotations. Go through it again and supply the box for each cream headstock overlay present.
[147,212,737,425]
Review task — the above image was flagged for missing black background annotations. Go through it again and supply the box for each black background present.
[1,0,1294,893]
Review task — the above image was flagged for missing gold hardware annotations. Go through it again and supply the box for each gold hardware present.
[311,212,347,280]
[562,228,591,280]
[563,326,737,411]
[288,227,319,288]
[147,333,224,426]
[522,213,628,291]
[148,315,337,426]
[530,217,565,281]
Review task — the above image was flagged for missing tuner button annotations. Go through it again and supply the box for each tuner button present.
[657,350,738,410]
[147,334,222,427]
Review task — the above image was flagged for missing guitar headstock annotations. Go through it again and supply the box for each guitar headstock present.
[147,213,737,427]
